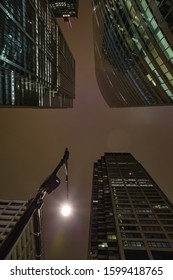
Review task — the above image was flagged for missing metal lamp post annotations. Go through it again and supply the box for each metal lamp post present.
[0,148,69,260]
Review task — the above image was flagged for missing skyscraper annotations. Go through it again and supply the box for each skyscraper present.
[0,199,42,259]
[0,0,75,108]
[48,0,79,19]
[92,0,173,107]
[88,153,173,260]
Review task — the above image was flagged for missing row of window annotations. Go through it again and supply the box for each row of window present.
[92,213,173,226]
[117,213,173,219]
[101,1,165,104]
[123,240,171,248]
[91,239,172,249]
[120,225,173,232]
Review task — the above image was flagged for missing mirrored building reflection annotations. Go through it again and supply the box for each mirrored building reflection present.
[0,0,75,108]
[92,0,173,106]
[88,153,173,259]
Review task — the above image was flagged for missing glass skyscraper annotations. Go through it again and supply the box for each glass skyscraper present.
[0,0,75,108]
[92,0,173,106]
[88,153,173,259]
[48,0,79,18]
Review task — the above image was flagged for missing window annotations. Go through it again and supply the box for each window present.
[139,219,158,224]
[120,226,140,231]
[116,204,132,208]
[118,209,134,214]
[151,250,173,260]
[125,249,149,260]
[118,214,135,218]
[157,214,173,219]
[98,242,108,248]
[160,220,173,225]
[123,240,144,247]
[142,226,162,231]
[153,204,169,209]
[119,219,137,224]
[134,204,150,208]
[147,241,171,248]
[137,214,155,218]
[136,209,152,213]
[154,209,171,213]
[121,232,142,238]
[144,233,166,239]
[107,234,117,240]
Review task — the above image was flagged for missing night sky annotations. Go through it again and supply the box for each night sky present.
[0,0,173,259]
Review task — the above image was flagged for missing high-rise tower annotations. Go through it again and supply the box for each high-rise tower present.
[88,153,173,259]
[0,199,42,259]
[48,0,79,19]
[92,0,173,106]
[0,0,75,108]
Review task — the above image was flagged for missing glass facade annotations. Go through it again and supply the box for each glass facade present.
[0,0,75,108]
[92,0,173,107]
[88,153,173,259]
[0,200,37,259]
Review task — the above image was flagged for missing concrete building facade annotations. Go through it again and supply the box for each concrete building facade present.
[0,199,41,259]
[89,153,173,259]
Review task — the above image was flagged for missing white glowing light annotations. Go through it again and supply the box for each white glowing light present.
[61,204,71,217]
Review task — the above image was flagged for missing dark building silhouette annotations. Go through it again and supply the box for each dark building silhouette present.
[48,0,79,19]
[92,0,173,106]
[0,0,75,108]
[88,153,173,259]
[0,200,42,259]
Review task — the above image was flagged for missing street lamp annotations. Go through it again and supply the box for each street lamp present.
[60,148,71,217]
[61,204,71,216]
[0,148,70,260]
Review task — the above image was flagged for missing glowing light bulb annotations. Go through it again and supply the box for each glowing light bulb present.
[61,204,71,217]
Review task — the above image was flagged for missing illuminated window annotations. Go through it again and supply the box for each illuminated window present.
[123,240,144,247]
[98,242,108,248]
[147,241,171,248]
[153,204,169,209]
[107,234,117,240]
